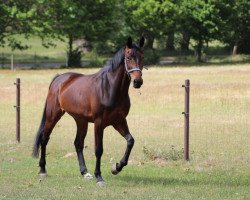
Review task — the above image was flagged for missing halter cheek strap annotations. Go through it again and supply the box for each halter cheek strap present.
[124,58,142,78]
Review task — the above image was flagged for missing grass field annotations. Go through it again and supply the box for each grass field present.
[0,64,250,199]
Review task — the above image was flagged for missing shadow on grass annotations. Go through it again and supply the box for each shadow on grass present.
[117,173,249,187]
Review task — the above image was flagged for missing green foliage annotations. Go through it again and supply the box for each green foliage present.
[220,0,250,54]
[42,0,118,42]
[43,0,120,65]
[0,0,37,50]
[176,0,225,61]
[123,0,177,49]
[124,0,162,36]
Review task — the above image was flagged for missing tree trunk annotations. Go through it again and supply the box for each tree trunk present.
[145,36,154,49]
[67,35,73,67]
[67,35,82,68]
[166,32,175,51]
[68,35,73,56]
[181,32,190,51]
[232,42,238,56]
[197,38,203,62]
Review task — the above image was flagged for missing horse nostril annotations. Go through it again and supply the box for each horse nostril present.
[135,79,143,85]
[133,79,143,88]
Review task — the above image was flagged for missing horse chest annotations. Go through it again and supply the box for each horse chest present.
[101,99,130,125]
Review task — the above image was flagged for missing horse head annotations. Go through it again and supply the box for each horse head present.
[124,36,145,88]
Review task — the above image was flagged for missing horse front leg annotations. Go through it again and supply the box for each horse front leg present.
[94,119,105,186]
[111,119,134,175]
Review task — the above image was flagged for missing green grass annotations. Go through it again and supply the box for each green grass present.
[0,64,250,199]
[1,152,249,200]
[0,35,67,62]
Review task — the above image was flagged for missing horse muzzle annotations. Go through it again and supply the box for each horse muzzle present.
[133,78,143,88]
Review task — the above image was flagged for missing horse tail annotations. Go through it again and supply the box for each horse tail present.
[32,74,60,158]
[32,103,46,158]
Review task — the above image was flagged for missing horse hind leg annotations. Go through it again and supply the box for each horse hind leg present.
[38,103,64,176]
[74,118,93,180]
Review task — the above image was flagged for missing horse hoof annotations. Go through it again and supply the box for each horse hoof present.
[39,173,48,178]
[111,163,119,175]
[83,173,93,180]
[96,181,106,187]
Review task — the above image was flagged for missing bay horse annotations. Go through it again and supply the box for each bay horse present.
[32,37,145,186]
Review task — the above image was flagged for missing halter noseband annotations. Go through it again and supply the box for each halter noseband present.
[124,57,142,78]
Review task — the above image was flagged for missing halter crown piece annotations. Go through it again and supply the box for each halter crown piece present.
[124,57,142,79]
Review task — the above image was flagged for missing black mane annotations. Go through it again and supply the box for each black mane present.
[101,48,124,73]
[111,48,125,70]
[102,43,141,72]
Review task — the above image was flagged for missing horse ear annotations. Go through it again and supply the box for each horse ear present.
[139,36,145,48]
[127,37,132,49]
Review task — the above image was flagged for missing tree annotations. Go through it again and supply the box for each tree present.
[123,0,164,49]
[177,0,224,61]
[220,0,250,55]
[41,0,119,67]
[161,0,178,51]
[0,0,38,50]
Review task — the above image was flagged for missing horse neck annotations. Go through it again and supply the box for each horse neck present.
[108,62,130,99]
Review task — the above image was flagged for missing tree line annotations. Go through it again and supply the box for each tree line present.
[1,0,249,66]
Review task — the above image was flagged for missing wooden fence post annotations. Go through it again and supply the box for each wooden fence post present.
[14,78,20,143]
[182,80,190,161]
